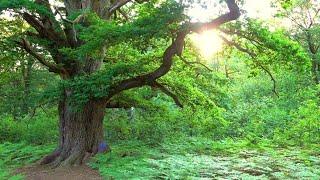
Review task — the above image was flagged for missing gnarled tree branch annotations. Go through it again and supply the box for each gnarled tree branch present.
[104,0,150,19]
[22,13,46,35]
[22,1,66,45]
[149,81,183,108]
[103,0,132,18]
[190,0,240,33]
[17,38,67,75]
[104,0,240,102]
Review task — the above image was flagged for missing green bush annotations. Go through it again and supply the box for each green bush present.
[104,107,181,143]
[282,100,320,145]
[0,109,58,144]
[104,104,228,144]
[0,116,25,142]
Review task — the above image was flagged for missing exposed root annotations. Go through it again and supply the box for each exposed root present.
[60,150,84,167]
[41,148,95,168]
[74,152,86,165]
[40,150,61,165]
[50,155,64,168]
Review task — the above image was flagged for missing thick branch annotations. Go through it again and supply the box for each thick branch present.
[23,0,66,43]
[22,13,45,34]
[118,9,130,21]
[17,38,67,75]
[104,31,187,102]
[104,0,240,101]
[104,0,132,18]
[105,101,136,108]
[150,81,183,108]
[22,12,66,46]
[190,0,240,33]
[104,0,151,18]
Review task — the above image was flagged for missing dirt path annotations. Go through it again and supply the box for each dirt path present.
[16,165,103,180]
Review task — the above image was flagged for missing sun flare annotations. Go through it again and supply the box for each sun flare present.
[190,30,224,59]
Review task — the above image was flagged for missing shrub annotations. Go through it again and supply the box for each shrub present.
[0,109,58,144]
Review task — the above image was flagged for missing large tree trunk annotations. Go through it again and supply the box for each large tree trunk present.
[40,90,106,167]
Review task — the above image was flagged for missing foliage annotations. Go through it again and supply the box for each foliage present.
[280,98,320,145]
[104,98,227,144]
[0,142,55,179]
[225,19,310,73]
[0,110,58,144]
[90,137,320,179]
[0,0,319,178]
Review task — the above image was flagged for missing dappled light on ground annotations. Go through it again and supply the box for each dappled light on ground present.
[90,139,320,179]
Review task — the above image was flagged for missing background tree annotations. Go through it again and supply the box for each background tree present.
[0,18,56,118]
[279,0,320,84]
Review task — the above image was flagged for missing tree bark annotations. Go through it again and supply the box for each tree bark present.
[21,58,33,115]
[306,32,320,84]
[40,90,106,167]
[311,58,320,84]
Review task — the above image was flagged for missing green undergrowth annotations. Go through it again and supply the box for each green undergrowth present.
[89,137,320,179]
[0,137,319,179]
[0,142,55,179]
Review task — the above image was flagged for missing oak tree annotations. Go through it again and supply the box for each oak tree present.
[0,0,240,166]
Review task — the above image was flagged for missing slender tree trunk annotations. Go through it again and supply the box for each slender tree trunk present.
[307,33,320,84]
[41,90,106,167]
[21,58,33,115]
[312,59,320,84]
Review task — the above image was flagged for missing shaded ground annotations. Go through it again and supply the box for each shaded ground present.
[16,165,102,180]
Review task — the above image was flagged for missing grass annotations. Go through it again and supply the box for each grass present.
[0,137,319,179]
[89,137,320,179]
[0,142,55,179]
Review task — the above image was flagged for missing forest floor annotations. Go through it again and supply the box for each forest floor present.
[16,165,102,180]
[90,138,320,179]
[1,137,320,179]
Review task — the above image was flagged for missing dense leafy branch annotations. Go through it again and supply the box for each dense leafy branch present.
[179,56,213,71]
[104,0,240,103]
[149,81,183,108]
[220,35,279,97]
[16,38,67,75]
[2,0,240,108]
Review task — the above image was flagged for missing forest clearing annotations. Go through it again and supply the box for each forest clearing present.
[0,0,319,179]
